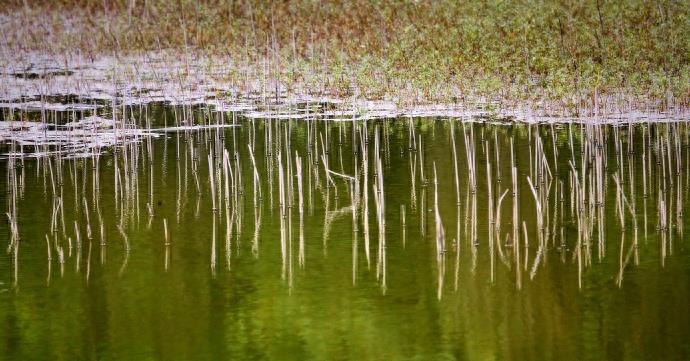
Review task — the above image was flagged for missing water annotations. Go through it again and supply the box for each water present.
[1,105,690,360]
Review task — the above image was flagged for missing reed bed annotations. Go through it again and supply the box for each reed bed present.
[1,102,689,295]
[2,1,690,115]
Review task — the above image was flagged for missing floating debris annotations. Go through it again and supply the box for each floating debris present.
[0,101,100,111]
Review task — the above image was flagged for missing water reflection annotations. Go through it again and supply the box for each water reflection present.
[1,105,690,359]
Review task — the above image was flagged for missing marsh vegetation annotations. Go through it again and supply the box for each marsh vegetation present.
[2,1,690,360]
[2,1,690,113]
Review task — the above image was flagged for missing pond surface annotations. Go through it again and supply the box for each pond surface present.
[1,104,689,360]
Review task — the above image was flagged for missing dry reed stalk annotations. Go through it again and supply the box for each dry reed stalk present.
[451,123,460,205]
[296,153,305,267]
[433,163,445,255]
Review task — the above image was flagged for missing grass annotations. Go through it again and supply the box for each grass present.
[2,1,690,110]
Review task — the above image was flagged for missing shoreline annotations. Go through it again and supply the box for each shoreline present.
[1,52,688,125]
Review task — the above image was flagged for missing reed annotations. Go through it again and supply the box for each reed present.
[296,153,305,267]
[373,125,386,293]
[163,218,170,246]
[451,122,460,206]
[463,123,476,193]
[248,143,262,205]
[359,123,371,267]
[4,107,690,294]
[433,163,445,255]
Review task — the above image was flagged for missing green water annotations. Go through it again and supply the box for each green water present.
[1,111,690,360]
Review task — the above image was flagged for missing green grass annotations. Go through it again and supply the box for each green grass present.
[3,1,690,109]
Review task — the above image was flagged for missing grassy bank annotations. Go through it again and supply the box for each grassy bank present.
[2,1,690,111]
